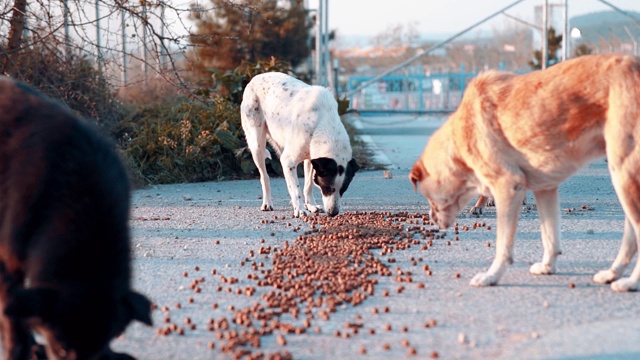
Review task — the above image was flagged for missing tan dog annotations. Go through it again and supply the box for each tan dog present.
[410,53,640,292]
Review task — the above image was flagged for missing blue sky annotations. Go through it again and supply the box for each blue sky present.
[318,0,640,38]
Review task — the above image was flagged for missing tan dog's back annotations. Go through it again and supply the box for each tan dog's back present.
[453,54,640,191]
[411,54,640,291]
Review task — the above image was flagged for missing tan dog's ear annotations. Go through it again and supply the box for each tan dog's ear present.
[409,161,427,192]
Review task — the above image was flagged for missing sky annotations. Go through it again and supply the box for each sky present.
[310,0,640,40]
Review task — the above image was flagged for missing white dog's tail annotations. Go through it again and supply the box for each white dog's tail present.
[265,149,272,160]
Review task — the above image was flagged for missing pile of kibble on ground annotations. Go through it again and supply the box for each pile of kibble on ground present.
[152,211,493,360]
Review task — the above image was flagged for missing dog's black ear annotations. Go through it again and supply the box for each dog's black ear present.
[125,291,153,326]
[5,288,59,321]
[339,158,359,196]
[311,157,338,178]
[347,158,360,175]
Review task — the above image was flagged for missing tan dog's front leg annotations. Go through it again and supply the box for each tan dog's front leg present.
[470,184,525,287]
[280,154,308,218]
[530,188,561,275]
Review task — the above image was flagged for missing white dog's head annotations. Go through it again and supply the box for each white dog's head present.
[311,157,359,217]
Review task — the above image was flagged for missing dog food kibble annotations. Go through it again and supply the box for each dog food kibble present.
[431,351,439,358]
[569,282,576,288]
[157,211,451,358]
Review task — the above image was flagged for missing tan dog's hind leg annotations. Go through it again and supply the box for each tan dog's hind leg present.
[530,188,561,275]
[470,183,526,287]
[596,165,640,291]
[470,196,488,215]
[303,160,322,214]
[594,218,637,286]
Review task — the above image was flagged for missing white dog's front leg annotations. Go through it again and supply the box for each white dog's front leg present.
[470,185,525,287]
[302,160,322,214]
[280,155,308,218]
[530,188,561,275]
[594,218,637,285]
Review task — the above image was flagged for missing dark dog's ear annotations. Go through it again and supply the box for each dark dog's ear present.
[311,158,338,178]
[409,161,428,191]
[5,288,59,321]
[124,291,153,326]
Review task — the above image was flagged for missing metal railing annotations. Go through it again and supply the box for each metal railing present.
[347,70,481,114]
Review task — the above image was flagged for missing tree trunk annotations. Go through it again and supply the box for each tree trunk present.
[2,0,28,73]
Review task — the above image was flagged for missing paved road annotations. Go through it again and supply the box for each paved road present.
[113,113,640,360]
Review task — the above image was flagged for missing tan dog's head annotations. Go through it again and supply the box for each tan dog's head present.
[409,130,477,229]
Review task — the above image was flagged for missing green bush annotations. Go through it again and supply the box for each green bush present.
[0,41,124,133]
[116,95,258,184]
[118,59,379,186]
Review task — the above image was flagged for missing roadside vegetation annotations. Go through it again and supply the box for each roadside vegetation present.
[1,0,378,188]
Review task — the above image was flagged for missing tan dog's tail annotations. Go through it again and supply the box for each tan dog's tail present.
[409,161,427,191]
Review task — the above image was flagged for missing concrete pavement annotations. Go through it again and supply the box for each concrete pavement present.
[113,113,640,359]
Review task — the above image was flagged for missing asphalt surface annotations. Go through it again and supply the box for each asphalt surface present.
[112,114,640,359]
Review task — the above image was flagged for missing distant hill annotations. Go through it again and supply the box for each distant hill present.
[570,10,640,46]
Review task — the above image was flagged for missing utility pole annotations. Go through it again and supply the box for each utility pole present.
[121,8,128,86]
[96,0,102,74]
[141,1,149,84]
[64,0,70,59]
[315,0,330,87]
[562,0,569,60]
[542,0,548,69]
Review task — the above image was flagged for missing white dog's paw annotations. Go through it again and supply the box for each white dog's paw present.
[292,209,310,218]
[470,272,498,287]
[530,262,555,275]
[611,277,638,292]
[305,204,324,214]
[260,203,274,211]
[593,269,619,284]
[469,206,483,215]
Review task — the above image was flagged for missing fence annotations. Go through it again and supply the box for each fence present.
[346,71,481,114]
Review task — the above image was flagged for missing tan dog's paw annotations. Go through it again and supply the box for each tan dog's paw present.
[529,262,555,275]
[611,277,638,292]
[469,272,498,287]
[260,203,274,211]
[593,269,619,284]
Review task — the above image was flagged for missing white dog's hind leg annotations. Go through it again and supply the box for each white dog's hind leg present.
[241,116,273,211]
[303,160,322,214]
[530,188,561,275]
[470,183,526,287]
[280,151,308,218]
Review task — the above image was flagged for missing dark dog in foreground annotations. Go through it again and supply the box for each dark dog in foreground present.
[0,77,152,359]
